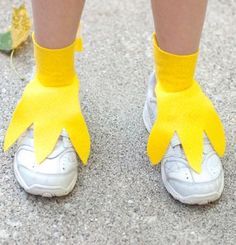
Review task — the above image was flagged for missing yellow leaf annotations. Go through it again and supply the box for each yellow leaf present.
[11,3,31,49]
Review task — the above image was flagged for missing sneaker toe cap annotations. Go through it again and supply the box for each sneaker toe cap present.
[167,173,224,198]
[15,164,77,189]
[14,147,78,192]
[162,154,224,199]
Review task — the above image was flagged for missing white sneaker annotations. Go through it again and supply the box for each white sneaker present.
[14,128,79,197]
[143,72,224,205]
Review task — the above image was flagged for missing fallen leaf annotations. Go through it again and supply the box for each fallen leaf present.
[11,3,31,49]
[0,3,31,52]
[0,31,12,51]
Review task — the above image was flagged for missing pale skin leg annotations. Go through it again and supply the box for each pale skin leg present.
[32,0,206,52]
[151,0,208,55]
[31,0,85,49]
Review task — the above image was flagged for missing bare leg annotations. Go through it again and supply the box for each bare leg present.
[32,0,85,48]
[151,0,208,54]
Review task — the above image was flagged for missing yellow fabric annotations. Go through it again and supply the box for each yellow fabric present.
[75,37,83,52]
[147,34,226,173]
[4,34,90,164]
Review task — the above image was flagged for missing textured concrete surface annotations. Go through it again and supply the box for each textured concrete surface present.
[0,0,236,244]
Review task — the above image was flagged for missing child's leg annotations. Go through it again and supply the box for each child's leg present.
[5,0,90,197]
[144,0,225,204]
[32,0,85,48]
[151,0,207,54]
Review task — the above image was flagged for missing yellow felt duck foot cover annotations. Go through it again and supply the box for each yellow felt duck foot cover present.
[4,34,90,164]
[147,34,226,173]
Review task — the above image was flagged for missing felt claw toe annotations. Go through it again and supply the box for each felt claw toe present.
[147,121,173,165]
[4,100,32,151]
[34,122,62,163]
[178,128,204,173]
[66,114,91,165]
[205,109,226,157]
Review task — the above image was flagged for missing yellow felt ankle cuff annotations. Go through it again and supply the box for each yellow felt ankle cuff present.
[147,34,226,173]
[153,35,198,92]
[33,34,76,87]
[4,35,90,164]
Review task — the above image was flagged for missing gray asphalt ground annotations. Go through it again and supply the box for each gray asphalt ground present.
[0,0,236,244]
